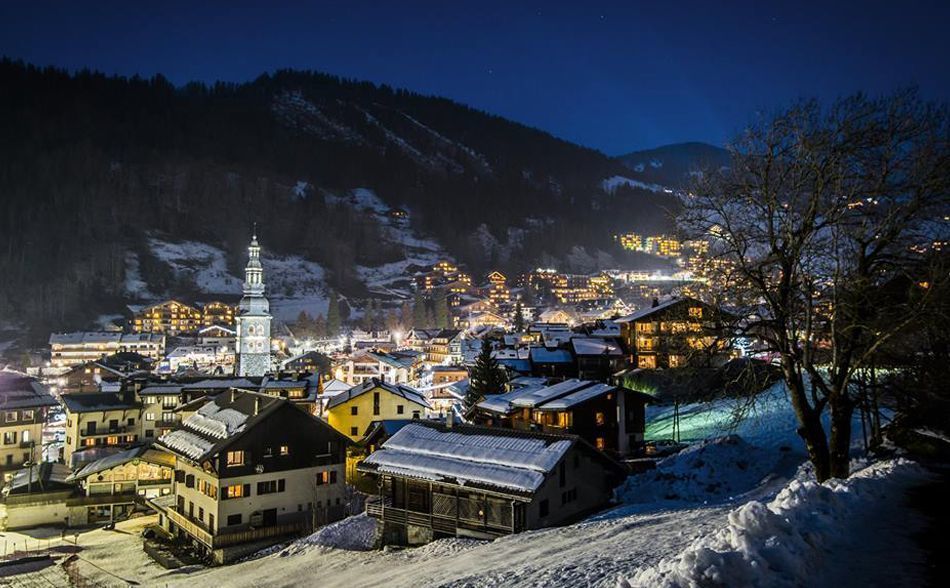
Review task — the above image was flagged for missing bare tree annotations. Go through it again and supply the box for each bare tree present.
[681,90,949,481]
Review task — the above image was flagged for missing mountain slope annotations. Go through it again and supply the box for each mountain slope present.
[0,60,678,338]
[617,142,729,189]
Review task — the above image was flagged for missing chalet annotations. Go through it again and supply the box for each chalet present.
[430,365,468,385]
[359,421,627,545]
[326,378,430,441]
[0,371,57,481]
[426,329,463,365]
[281,350,331,374]
[66,445,175,524]
[458,310,507,330]
[333,349,415,386]
[470,379,650,456]
[154,390,350,563]
[197,324,237,345]
[529,347,576,379]
[570,337,625,381]
[131,300,203,335]
[615,297,728,369]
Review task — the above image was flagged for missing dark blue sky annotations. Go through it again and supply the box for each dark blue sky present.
[2,1,948,154]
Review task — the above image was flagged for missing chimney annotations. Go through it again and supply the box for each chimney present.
[254,397,260,416]
[445,410,454,428]
[651,297,659,308]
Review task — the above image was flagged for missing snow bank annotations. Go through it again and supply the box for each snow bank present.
[616,435,776,504]
[619,458,924,588]
[280,514,377,555]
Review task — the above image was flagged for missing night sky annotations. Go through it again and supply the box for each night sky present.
[2,0,948,154]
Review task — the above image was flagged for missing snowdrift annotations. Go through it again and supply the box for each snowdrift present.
[615,435,777,504]
[279,514,378,556]
[619,458,923,588]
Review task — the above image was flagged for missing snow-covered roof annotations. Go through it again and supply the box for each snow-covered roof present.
[615,297,693,323]
[4,462,74,495]
[0,371,58,409]
[475,385,547,414]
[535,382,617,410]
[529,347,573,364]
[360,422,574,493]
[67,445,173,481]
[321,378,351,396]
[157,390,282,462]
[570,337,622,356]
[49,331,121,345]
[61,392,139,413]
[510,379,600,408]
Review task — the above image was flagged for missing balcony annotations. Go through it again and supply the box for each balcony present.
[162,505,308,550]
[83,425,134,437]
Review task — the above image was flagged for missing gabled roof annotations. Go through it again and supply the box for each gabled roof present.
[359,421,575,494]
[570,337,623,357]
[476,379,651,415]
[326,378,429,410]
[321,378,351,396]
[67,446,174,482]
[156,390,284,463]
[615,297,702,323]
[4,463,74,495]
[0,371,58,409]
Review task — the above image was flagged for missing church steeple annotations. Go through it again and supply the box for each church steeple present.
[244,225,265,296]
[236,225,272,377]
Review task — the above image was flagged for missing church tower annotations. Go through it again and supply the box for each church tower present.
[236,229,272,376]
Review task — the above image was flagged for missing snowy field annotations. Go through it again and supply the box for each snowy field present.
[6,387,929,587]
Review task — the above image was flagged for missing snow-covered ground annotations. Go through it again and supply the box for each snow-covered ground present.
[126,235,328,321]
[601,175,673,194]
[7,386,928,587]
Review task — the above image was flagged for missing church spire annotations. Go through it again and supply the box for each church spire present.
[244,226,264,295]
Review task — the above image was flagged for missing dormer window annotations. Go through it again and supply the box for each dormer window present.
[226,451,245,467]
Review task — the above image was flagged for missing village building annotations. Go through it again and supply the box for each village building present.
[48,332,165,369]
[0,463,76,530]
[0,371,57,482]
[570,337,625,381]
[470,379,650,456]
[615,297,728,369]
[197,324,237,345]
[333,349,415,386]
[359,421,627,545]
[61,391,142,467]
[131,300,204,335]
[153,390,350,563]
[325,378,430,442]
[65,445,175,524]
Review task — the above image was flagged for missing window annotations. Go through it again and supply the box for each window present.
[145,413,155,421]
[316,471,330,486]
[396,405,404,415]
[22,430,30,444]
[226,451,245,467]
[264,446,273,458]
[561,488,578,505]
[412,411,420,419]
[279,445,289,456]
[106,436,119,445]
[688,307,703,319]
[350,406,358,416]
[350,427,358,436]
[595,437,606,450]
[198,507,204,521]
[5,412,16,422]
[257,479,285,494]
[224,484,249,499]
[109,419,119,431]
[227,514,242,526]
[209,514,215,530]
[539,499,549,517]
[3,431,16,445]
[22,410,33,420]
[145,430,154,438]
[373,392,380,416]
[595,412,606,426]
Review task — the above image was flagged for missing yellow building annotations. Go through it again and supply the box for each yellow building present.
[325,379,429,441]
[132,300,203,335]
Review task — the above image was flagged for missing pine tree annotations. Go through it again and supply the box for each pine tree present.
[327,290,341,336]
[434,295,449,329]
[513,299,525,332]
[466,338,507,407]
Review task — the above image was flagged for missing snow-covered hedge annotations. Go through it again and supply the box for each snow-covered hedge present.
[618,458,923,588]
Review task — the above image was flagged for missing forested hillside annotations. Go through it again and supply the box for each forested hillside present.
[0,60,676,338]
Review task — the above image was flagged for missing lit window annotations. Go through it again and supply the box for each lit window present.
[226,451,245,467]
[225,484,245,498]
[280,445,289,456]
